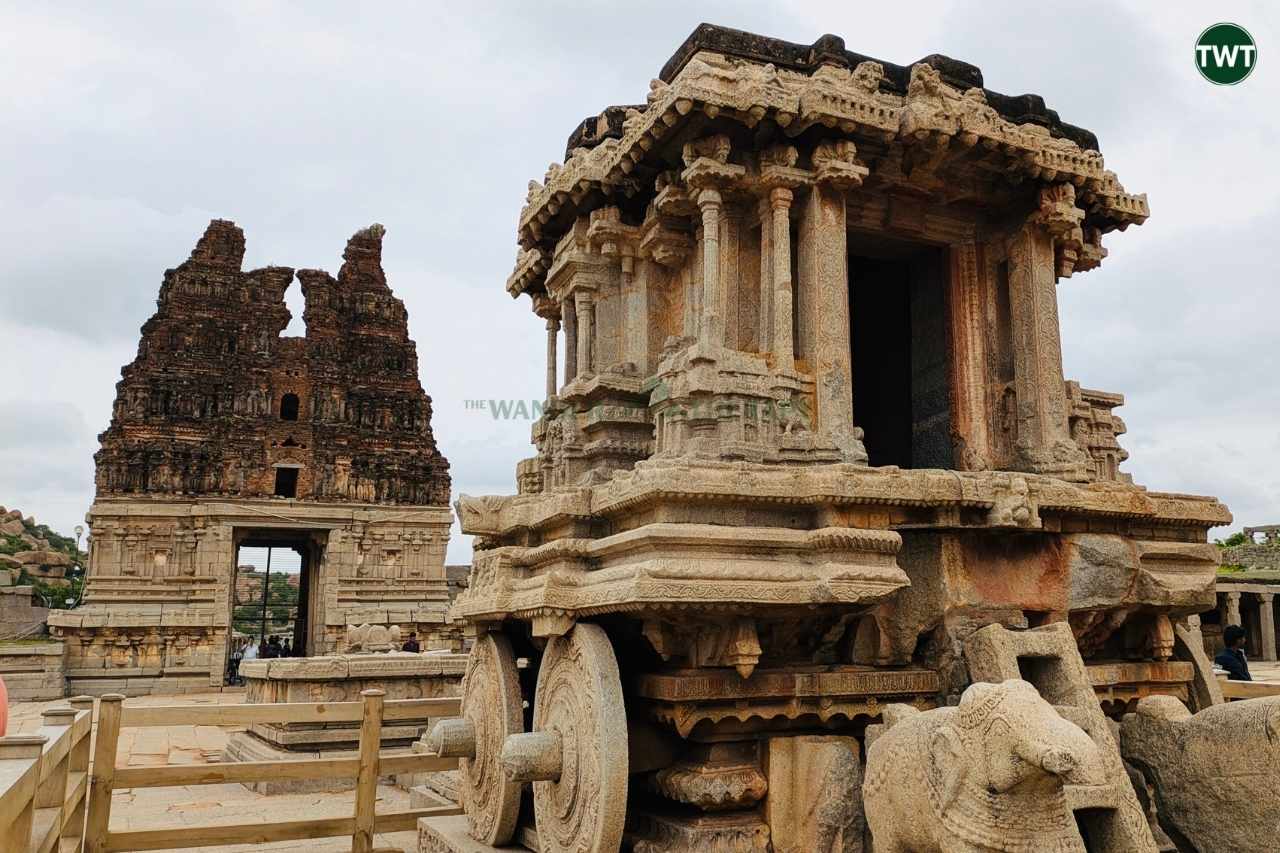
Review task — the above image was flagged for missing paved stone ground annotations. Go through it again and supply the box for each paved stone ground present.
[1251,660,1280,681]
[7,691,419,852]
[9,670,1280,852]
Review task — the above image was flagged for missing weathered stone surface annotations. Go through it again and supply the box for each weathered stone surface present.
[964,623,1159,851]
[423,22,1231,853]
[95,220,449,506]
[224,649,465,793]
[1222,540,1280,571]
[764,735,863,853]
[48,221,457,695]
[0,588,50,641]
[10,550,72,567]
[1121,695,1280,852]
[0,640,65,700]
[865,680,1103,852]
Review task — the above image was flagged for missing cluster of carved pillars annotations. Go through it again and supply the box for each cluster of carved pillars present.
[1222,588,1279,661]
[531,172,1082,474]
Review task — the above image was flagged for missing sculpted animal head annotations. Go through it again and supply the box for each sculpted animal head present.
[934,680,1103,809]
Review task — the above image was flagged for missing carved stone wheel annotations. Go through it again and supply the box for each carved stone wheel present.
[532,622,629,853]
[460,632,523,846]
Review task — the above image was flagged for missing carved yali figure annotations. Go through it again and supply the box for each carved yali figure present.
[1120,695,1280,853]
[864,679,1104,853]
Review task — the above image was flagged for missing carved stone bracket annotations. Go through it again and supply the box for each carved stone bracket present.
[812,139,869,189]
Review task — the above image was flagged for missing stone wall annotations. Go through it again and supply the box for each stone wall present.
[1221,543,1280,571]
[48,498,454,696]
[94,221,450,506]
[0,641,65,701]
[0,585,49,640]
[53,221,457,697]
[223,651,466,793]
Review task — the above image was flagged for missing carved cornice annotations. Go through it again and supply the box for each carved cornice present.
[509,43,1147,294]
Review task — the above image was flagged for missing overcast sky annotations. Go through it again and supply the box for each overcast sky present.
[1,1,1275,561]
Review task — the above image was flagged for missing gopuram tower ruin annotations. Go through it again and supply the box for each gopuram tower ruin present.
[428,24,1236,853]
[49,221,454,696]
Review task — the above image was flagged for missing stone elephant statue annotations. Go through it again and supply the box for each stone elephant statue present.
[864,679,1104,853]
[1120,695,1280,852]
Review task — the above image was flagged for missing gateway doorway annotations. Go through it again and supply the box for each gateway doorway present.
[848,233,953,469]
[226,529,325,684]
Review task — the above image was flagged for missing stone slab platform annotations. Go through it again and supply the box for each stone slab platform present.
[0,640,65,701]
[419,815,533,852]
[225,650,466,793]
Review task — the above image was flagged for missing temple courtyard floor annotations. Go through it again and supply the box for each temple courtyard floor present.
[7,664,1280,851]
[7,690,420,852]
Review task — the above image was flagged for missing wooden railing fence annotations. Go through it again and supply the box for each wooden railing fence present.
[1218,675,1280,701]
[3,690,461,853]
[0,695,94,853]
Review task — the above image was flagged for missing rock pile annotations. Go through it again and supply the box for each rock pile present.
[0,506,82,587]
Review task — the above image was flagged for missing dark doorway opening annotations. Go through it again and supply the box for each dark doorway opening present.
[273,466,299,497]
[228,529,324,684]
[280,393,300,421]
[848,234,953,469]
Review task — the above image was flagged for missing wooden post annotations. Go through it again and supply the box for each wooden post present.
[85,694,124,853]
[65,696,94,848]
[351,689,384,853]
[36,707,77,850]
[37,707,76,802]
[0,735,46,853]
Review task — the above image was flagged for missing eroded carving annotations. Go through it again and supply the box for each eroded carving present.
[865,680,1103,852]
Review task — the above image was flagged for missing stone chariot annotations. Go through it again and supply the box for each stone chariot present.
[424,24,1232,853]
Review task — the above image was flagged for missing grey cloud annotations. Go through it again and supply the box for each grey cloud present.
[0,400,91,451]
[1,2,1276,561]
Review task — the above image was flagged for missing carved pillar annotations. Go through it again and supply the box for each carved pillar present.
[695,188,723,349]
[1259,592,1277,661]
[574,291,593,379]
[768,187,795,372]
[719,205,742,349]
[562,298,577,381]
[1006,222,1086,479]
[799,183,864,461]
[544,317,559,399]
[757,197,774,356]
[948,242,990,469]
[1225,591,1242,627]
[624,255,649,371]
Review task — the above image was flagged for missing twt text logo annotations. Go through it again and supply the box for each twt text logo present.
[1196,23,1256,85]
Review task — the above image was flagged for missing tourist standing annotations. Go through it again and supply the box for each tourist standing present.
[401,632,421,653]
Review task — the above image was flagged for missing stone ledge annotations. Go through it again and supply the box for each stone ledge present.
[419,814,531,853]
[0,642,64,656]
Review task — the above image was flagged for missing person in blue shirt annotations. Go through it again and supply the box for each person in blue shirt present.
[1215,624,1252,681]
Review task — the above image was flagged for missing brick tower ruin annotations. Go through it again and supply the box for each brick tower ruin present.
[49,221,454,696]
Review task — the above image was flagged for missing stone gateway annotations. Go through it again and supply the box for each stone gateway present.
[49,222,456,696]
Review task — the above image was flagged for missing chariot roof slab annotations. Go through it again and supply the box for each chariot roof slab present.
[510,23,1148,299]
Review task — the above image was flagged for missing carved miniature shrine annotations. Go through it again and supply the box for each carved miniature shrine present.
[48,221,455,696]
[426,24,1245,853]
